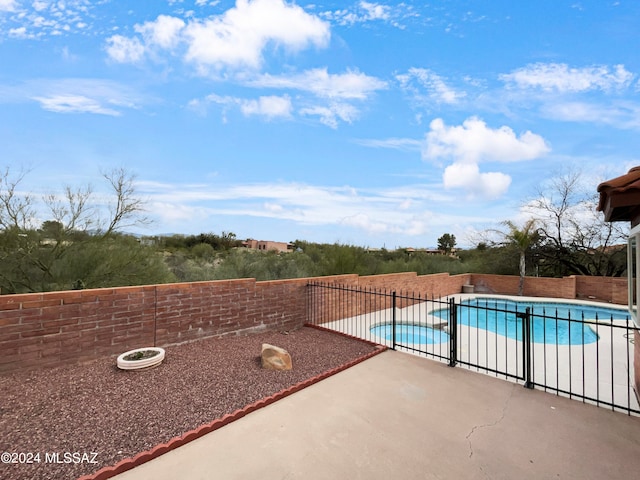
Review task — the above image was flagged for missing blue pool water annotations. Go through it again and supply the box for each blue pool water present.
[433,298,629,345]
[370,324,449,345]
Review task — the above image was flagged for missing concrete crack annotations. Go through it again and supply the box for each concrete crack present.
[466,385,515,459]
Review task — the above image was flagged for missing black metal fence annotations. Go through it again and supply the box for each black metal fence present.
[307,281,639,416]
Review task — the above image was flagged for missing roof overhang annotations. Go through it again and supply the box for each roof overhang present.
[597,166,640,225]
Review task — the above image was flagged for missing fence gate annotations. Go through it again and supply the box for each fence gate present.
[307,281,639,416]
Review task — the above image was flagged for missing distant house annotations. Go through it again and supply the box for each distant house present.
[403,247,456,257]
[242,239,293,253]
[586,244,626,255]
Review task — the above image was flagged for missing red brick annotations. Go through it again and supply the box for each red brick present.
[0,323,40,338]
[19,327,52,338]
[21,298,62,309]
[0,331,21,342]
[60,334,82,348]
[61,292,95,304]
[41,346,61,357]
[0,344,19,356]
[42,318,78,330]
[19,343,42,358]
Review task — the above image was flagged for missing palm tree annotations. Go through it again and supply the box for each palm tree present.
[503,219,540,296]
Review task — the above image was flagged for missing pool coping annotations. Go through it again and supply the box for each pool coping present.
[454,293,629,310]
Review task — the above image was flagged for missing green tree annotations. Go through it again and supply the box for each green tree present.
[318,244,371,276]
[503,219,540,296]
[191,242,215,260]
[53,236,175,289]
[0,166,173,293]
[437,233,456,253]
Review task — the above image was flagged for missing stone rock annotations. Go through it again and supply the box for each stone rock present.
[261,343,292,371]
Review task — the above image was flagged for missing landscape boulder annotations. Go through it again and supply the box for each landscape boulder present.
[261,343,292,371]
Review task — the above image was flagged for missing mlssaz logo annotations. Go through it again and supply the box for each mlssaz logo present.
[44,452,99,464]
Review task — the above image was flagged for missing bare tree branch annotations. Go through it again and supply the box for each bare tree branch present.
[0,166,35,230]
[44,184,95,236]
[524,170,628,276]
[101,167,150,236]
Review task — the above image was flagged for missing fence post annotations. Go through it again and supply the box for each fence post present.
[520,307,533,389]
[449,297,457,367]
[391,291,397,350]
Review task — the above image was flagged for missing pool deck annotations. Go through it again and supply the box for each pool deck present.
[318,293,639,413]
[112,349,640,480]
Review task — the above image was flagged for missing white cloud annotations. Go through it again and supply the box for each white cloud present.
[189,69,386,129]
[185,0,329,70]
[105,35,145,63]
[104,4,381,129]
[135,15,185,50]
[193,93,292,120]
[423,117,550,199]
[0,0,17,12]
[299,102,359,128]
[32,94,121,116]
[140,180,456,238]
[1,0,97,38]
[239,95,292,119]
[424,117,550,164]
[0,78,144,115]
[501,63,634,93]
[32,1,47,12]
[340,213,391,234]
[106,0,330,71]
[195,93,233,107]
[322,1,409,27]
[543,101,640,130]
[360,1,390,21]
[242,68,386,127]
[353,137,423,152]
[397,68,466,105]
[442,162,511,199]
[249,68,387,100]
[149,202,213,224]
[264,202,284,213]
[9,26,30,38]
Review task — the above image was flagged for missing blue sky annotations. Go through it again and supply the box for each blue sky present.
[1,0,638,248]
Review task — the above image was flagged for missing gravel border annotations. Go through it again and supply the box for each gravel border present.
[0,326,381,480]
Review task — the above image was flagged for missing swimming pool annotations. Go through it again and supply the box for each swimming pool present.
[370,324,449,345]
[433,297,629,345]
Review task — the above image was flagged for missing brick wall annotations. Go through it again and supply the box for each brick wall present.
[152,279,314,346]
[574,275,628,304]
[359,272,471,298]
[469,274,577,299]
[0,272,628,374]
[0,287,158,373]
[0,278,318,374]
[469,274,628,304]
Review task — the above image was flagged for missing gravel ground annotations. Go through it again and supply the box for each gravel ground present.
[0,327,378,480]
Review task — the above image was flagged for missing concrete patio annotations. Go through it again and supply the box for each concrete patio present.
[112,349,640,480]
